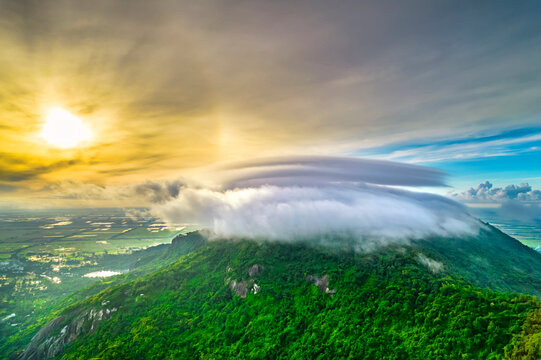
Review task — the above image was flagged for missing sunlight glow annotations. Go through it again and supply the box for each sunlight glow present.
[42,107,92,148]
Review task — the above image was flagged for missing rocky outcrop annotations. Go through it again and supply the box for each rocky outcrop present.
[306,274,336,294]
[248,264,263,277]
[227,264,264,298]
[229,280,249,298]
[251,283,261,294]
[19,306,117,360]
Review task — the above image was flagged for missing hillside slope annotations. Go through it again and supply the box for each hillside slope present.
[411,223,541,296]
[18,229,541,359]
[0,232,206,359]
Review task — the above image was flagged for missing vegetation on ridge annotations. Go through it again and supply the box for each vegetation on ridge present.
[36,238,540,359]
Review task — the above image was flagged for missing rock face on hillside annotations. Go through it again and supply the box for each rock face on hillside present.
[229,280,249,298]
[248,264,263,277]
[19,307,117,360]
[306,274,336,294]
[228,264,263,298]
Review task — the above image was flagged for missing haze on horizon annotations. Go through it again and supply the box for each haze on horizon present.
[0,0,540,215]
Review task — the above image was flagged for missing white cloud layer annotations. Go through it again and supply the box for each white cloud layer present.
[452,181,541,202]
[153,185,480,247]
[152,156,481,247]
[452,181,541,223]
[218,155,446,188]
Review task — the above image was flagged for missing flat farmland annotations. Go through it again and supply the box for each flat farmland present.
[0,208,198,345]
[0,208,196,259]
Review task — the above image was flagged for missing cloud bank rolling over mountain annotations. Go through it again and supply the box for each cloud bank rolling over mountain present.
[152,156,481,248]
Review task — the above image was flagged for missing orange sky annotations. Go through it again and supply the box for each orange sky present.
[2,1,540,207]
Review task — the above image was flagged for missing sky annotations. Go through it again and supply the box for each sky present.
[0,0,540,210]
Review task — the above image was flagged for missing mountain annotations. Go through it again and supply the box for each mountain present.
[410,223,541,296]
[15,226,541,359]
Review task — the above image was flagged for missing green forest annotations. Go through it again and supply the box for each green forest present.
[13,233,540,359]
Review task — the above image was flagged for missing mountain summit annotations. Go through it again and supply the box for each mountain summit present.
[17,226,541,359]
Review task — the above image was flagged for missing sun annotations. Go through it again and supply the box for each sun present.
[41,107,92,149]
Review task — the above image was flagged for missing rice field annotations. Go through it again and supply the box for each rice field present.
[0,208,194,259]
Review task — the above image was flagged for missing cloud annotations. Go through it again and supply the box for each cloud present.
[152,156,481,248]
[3,0,541,195]
[153,185,480,248]
[0,152,80,182]
[417,253,444,274]
[219,156,446,188]
[452,181,541,202]
[452,181,541,223]
[133,180,185,203]
[378,129,541,164]
[45,179,185,204]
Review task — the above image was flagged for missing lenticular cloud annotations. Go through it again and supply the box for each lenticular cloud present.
[152,156,481,245]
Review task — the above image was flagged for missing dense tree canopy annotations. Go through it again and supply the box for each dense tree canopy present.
[51,240,539,359]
